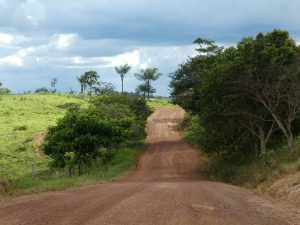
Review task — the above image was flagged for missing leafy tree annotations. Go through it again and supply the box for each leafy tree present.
[93,82,116,95]
[84,70,99,93]
[115,64,131,93]
[170,38,222,112]
[135,83,155,98]
[50,78,58,93]
[35,87,49,93]
[44,105,136,174]
[76,71,99,95]
[170,29,300,162]
[0,87,11,95]
[77,75,87,94]
[0,82,11,95]
[44,94,151,175]
[135,68,161,99]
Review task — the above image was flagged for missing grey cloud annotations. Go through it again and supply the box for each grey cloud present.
[0,0,300,96]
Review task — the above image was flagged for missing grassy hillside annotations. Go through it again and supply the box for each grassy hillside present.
[0,94,87,181]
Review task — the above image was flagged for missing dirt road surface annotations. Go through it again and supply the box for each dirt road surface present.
[0,108,299,225]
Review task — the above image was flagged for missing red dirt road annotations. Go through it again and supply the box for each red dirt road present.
[0,108,299,225]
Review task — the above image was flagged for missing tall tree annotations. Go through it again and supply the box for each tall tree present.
[115,64,131,93]
[76,71,99,95]
[84,70,99,93]
[50,78,58,93]
[77,75,87,94]
[135,68,161,99]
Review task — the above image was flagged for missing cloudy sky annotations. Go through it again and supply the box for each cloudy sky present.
[0,0,300,96]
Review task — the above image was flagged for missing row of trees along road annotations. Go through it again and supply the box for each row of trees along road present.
[170,29,300,163]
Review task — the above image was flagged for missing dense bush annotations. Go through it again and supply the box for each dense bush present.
[43,94,151,175]
[171,29,300,164]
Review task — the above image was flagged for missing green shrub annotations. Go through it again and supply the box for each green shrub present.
[43,95,151,175]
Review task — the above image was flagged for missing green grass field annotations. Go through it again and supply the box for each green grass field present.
[0,94,87,181]
[147,98,178,108]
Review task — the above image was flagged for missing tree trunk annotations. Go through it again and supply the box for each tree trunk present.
[268,111,293,147]
[121,77,124,93]
[259,126,266,153]
[147,80,150,100]
[287,131,293,147]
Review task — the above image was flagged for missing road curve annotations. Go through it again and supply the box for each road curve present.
[0,107,299,225]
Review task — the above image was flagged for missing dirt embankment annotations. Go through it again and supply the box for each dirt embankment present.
[268,172,300,209]
[0,108,299,225]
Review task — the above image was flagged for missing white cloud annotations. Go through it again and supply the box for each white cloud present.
[0,47,35,67]
[0,33,13,44]
[0,55,23,67]
[102,50,141,67]
[56,34,77,49]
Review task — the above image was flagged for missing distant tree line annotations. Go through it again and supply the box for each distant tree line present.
[0,82,11,95]
[170,29,300,163]
[1,64,161,98]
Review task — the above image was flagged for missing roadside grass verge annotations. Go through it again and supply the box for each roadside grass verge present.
[180,113,300,191]
[1,142,146,198]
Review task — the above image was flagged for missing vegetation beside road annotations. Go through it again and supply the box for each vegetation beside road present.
[1,143,146,197]
[0,93,152,197]
[181,114,300,190]
[172,29,300,188]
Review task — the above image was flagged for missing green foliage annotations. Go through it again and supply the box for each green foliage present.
[171,29,300,165]
[77,70,100,94]
[50,78,58,93]
[0,88,11,95]
[43,94,151,174]
[135,67,161,99]
[115,64,131,93]
[91,94,152,121]
[2,144,146,196]
[92,81,116,95]
[35,87,50,93]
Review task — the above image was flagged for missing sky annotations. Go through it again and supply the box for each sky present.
[0,0,300,96]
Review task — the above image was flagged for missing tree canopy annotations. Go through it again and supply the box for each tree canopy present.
[170,29,300,162]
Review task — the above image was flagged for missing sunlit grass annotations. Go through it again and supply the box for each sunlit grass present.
[0,94,87,180]
[147,97,178,108]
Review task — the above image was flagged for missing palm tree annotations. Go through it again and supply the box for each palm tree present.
[115,64,131,93]
[134,68,161,100]
[76,75,86,94]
